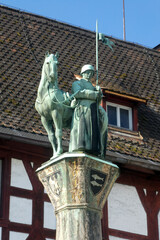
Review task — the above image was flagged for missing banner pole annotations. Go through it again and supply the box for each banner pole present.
[96,20,98,86]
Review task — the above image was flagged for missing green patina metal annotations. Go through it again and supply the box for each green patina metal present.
[35,53,108,159]
[69,64,108,158]
[35,52,74,159]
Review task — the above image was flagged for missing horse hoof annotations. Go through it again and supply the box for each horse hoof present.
[57,150,63,156]
[50,151,63,161]
[50,154,59,160]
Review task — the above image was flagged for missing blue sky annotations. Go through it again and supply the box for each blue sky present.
[0,0,159,48]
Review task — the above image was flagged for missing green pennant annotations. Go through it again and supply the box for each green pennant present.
[98,33,115,51]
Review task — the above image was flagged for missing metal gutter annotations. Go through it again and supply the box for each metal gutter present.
[0,127,160,171]
[0,126,69,150]
[0,126,49,147]
[106,150,160,171]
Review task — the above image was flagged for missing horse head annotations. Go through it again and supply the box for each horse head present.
[44,51,59,83]
[37,52,59,101]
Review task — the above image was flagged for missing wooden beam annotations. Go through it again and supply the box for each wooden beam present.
[103,90,147,103]
[109,228,148,239]
[102,201,109,239]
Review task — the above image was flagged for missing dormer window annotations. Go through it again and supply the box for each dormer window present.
[101,89,147,133]
[107,102,132,130]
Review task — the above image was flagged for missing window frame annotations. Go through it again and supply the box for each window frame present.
[0,159,2,217]
[106,102,133,131]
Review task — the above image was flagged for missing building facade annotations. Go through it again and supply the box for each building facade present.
[0,5,160,240]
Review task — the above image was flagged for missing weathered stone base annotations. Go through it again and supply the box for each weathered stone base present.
[36,152,119,240]
[56,209,102,240]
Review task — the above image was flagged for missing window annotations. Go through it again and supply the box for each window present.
[0,160,2,217]
[107,102,132,130]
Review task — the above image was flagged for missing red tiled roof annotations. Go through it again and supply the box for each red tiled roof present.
[0,6,160,163]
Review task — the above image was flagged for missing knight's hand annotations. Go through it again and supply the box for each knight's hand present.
[71,98,77,107]
[95,85,101,92]
[95,91,101,99]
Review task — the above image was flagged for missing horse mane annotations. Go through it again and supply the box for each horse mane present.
[37,63,47,101]
[37,55,58,102]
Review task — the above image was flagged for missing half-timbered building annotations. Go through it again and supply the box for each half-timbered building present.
[0,5,160,240]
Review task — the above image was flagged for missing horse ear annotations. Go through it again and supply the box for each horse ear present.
[45,51,50,57]
[55,52,59,59]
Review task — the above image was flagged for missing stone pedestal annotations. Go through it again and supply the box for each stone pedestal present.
[36,152,119,240]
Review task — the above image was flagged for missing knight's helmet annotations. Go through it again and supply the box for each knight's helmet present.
[80,65,94,75]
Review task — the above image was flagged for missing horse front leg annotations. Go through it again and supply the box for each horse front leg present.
[52,110,63,156]
[41,116,57,158]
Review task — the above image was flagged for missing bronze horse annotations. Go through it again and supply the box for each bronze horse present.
[35,52,73,158]
[35,52,108,159]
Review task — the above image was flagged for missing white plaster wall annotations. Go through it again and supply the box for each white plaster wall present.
[109,237,129,240]
[11,158,32,190]
[9,196,32,224]
[44,201,56,229]
[0,160,2,200]
[10,231,29,240]
[108,183,147,235]
[158,210,160,240]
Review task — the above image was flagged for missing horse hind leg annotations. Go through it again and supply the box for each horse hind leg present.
[41,116,57,158]
[52,110,63,156]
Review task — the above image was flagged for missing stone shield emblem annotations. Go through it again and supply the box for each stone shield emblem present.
[47,171,62,197]
[90,169,107,195]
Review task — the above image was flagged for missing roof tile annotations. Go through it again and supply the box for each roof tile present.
[0,5,160,163]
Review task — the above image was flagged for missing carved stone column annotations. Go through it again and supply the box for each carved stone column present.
[36,152,119,240]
